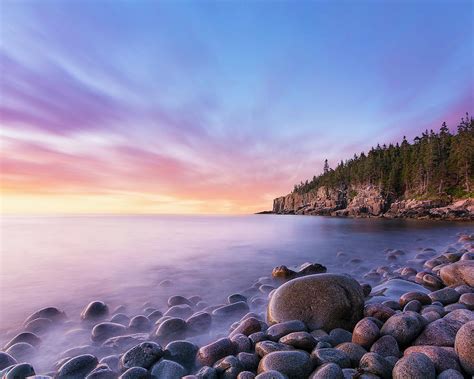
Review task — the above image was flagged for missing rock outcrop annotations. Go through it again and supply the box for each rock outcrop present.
[271,185,473,220]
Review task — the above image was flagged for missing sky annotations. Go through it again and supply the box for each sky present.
[0,0,473,214]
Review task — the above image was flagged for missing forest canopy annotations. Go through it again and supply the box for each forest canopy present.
[293,113,474,200]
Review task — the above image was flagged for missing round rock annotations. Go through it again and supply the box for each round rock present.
[81,301,109,321]
[267,274,364,331]
[454,320,474,375]
[57,354,99,379]
[120,341,163,370]
[257,350,313,379]
[392,352,436,379]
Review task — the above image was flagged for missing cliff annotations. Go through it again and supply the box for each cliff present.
[272,185,474,221]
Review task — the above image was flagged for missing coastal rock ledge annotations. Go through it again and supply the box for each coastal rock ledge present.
[271,185,474,220]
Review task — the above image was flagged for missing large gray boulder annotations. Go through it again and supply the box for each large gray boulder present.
[267,274,364,331]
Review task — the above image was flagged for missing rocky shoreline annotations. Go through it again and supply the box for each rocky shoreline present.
[1,234,474,378]
[270,185,474,221]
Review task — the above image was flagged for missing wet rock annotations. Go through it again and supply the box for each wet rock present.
[81,301,109,321]
[403,299,422,312]
[109,313,130,326]
[257,350,313,379]
[359,352,392,379]
[382,300,401,311]
[459,293,474,310]
[5,342,36,361]
[455,284,473,295]
[120,341,163,370]
[165,305,194,319]
[423,274,444,289]
[229,294,247,304]
[4,332,41,349]
[164,340,198,370]
[148,310,164,323]
[404,346,460,372]
[335,342,366,367]
[2,363,35,379]
[392,352,436,379]
[230,317,262,338]
[380,311,425,347]
[187,312,212,334]
[24,317,53,334]
[214,355,243,376]
[231,333,252,353]
[168,295,192,307]
[129,315,152,332]
[413,310,472,347]
[440,261,474,287]
[254,371,286,379]
[0,352,17,371]
[329,329,352,345]
[255,341,293,357]
[155,317,187,342]
[267,274,364,331]
[429,288,460,305]
[237,371,256,379]
[249,332,267,345]
[437,369,464,379]
[119,366,149,379]
[363,304,395,322]
[86,364,116,379]
[195,366,219,378]
[150,359,186,379]
[91,322,127,343]
[99,355,120,372]
[24,306,66,325]
[454,320,474,375]
[312,348,351,368]
[213,302,250,319]
[352,318,380,349]
[309,362,343,379]
[370,335,400,357]
[399,291,432,307]
[198,338,237,366]
[266,320,306,341]
[279,331,316,351]
[57,354,99,379]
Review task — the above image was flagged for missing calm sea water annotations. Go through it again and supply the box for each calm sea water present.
[1,214,472,330]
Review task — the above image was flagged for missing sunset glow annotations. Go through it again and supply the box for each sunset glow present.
[1,0,472,214]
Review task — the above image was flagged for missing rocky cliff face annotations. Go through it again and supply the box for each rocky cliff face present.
[272,185,474,220]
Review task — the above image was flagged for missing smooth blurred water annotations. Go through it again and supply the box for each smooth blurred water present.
[1,214,472,329]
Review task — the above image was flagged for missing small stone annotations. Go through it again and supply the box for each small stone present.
[279,331,316,351]
[230,317,262,338]
[57,354,99,379]
[257,350,313,379]
[380,311,425,347]
[231,333,252,353]
[392,352,436,379]
[186,312,212,334]
[229,294,248,304]
[155,317,187,342]
[266,320,306,341]
[335,342,367,367]
[454,320,474,375]
[198,338,237,366]
[238,352,259,372]
[423,311,441,323]
[99,355,119,372]
[81,301,109,321]
[0,352,16,371]
[129,315,152,332]
[352,318,380,349]
[165,305,194,319]
[5,342,36,361]
[3,363,35,379]
[403,300,422,313]
[399,292,431,307]
[150,359,186,379]
[109,313,130,326]
[24,306,66,324]
[359,352,392,379]
[459,293,474,310]
[437,369,464,379]
[24,317,53,334]
[4,332,41,349]
[429,288,460,305]
[255,371,286,379]
[120,341,163,370]
[363,304,395,322]
[404,346,461,372]
[164,340,198,370]
[311,348,351,368]
[86,364,116,379]
[382,300,401,311]
[195,366,218,379]
[119,367,149,379]
[309,363,343,379]
[370,335,400,357]
[249,332,267,345]
[91,322,127,342]
[255,341,293,357]
[168,295,192,307]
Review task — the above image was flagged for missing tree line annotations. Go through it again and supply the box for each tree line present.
[293,113,474,200]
